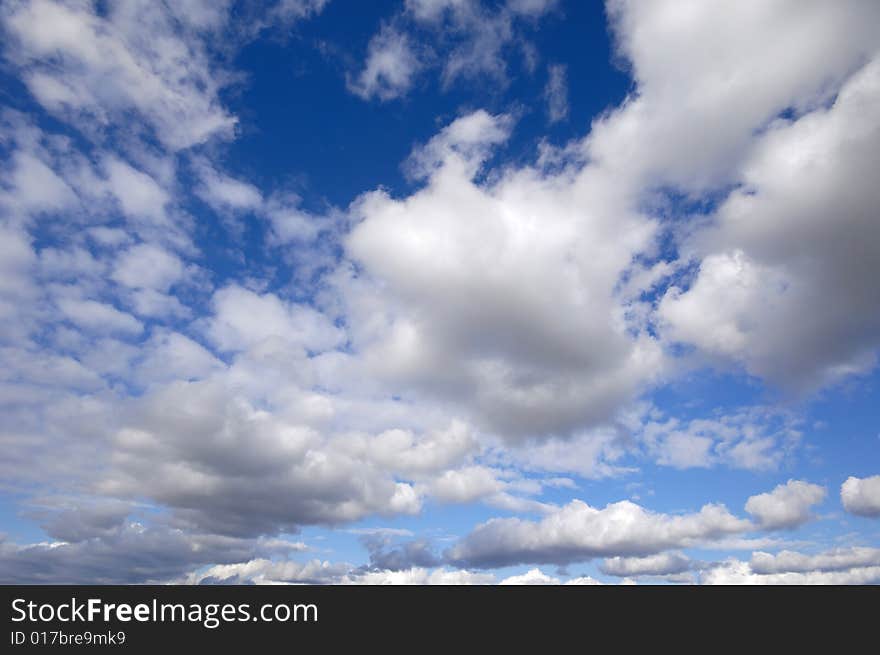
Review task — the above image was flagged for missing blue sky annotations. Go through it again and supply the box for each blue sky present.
[0,0,879,584]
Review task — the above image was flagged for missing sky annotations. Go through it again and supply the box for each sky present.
[0,0,879,585]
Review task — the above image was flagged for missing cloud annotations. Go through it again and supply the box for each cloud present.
[744,480,826,530]
[348,0,558,101]
[192,159,263,213]
[499,568,559,585]
[1,0,237,150]
[702,548,880,585]
[0,523,303,584]
[841,475,880,517]
[446,498,751,568]
[638,407,802,472]
[57,298,143,336]
[345,567,494,585]
[188,557,351,585]
[657,55,880,390]
[597,0,880,190]
[749,547,880,575]
[544,63,568,123]
[360,537,440,571]
[600,552,691,578]
[111,243,185,292]
[98,378,423,537]
[342,110,663,440]
[349,25,423,101]
[206,284,344,354]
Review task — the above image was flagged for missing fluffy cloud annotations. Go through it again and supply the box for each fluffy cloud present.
[744,480,826,530]
[499,568,559,585]
[188,557,352,585]
[57,298,143,336]
[1,0,878,587]
[841,475,880,517]
[348,0,558,101]
[349,25,423,101]
[702,547,880,585]
[658,55,880,389]
[600,552,691,578]
[447,499,751,568]
[638,407,802,471]
[597,0,880,190]
[750,547,880,575]
[206,285,344,354]
[0,523,303,584]
[342,110,663,440]
[192,159,263,213]
[1,0,236,150]
[98,379,423,537]
[111,243,185,292]
[346,567,494,585]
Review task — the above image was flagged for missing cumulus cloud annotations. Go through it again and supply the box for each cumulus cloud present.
[597,0,880,190]
[1,0,879,586]
[206,284,344,354]
[749,547,880,575]
[745,480,826,530]
[111,243,185,292]
[702,547,880,585]
[57,298,143,336]
[499,568,559,585]
[1,0,236,150]
[657,55,880,390]
[447,499,751,568]
[342,109,663,440]
[600,552,691,578]
[0,523,304,584]
[841,475,880,517]
[98,379,423,537]
[192,159,263,213]
[349,25,423,101]
[347,0,558,101]
[638,407,802,472]
[359,536,440,571]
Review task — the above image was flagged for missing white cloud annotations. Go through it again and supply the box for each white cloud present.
[349,25,422,101]
[57,298,143,336]
[134,330,226,387]
[0,523,302,584]
[1,0,238,150]
[0,149,78,218]
[841,475,880,517]
[428,466,506,504]
[596,0,880,190]
[188,557,351,585]
[366,422,477,476]
[657,55,880,389]
[342,110,663,440]
[600,552,691,578]
[702,549,880,585]
[193,159,263,212]
[98,379,423,537]
[101,157,172,228]
[544,63,568,123]
[744,480,826,530]
[499,568,559,585]
[447,498,751,567]
[347,567,494,585]
[111,243,185,292]
[750,547,880,574]
[206,284,344,354]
